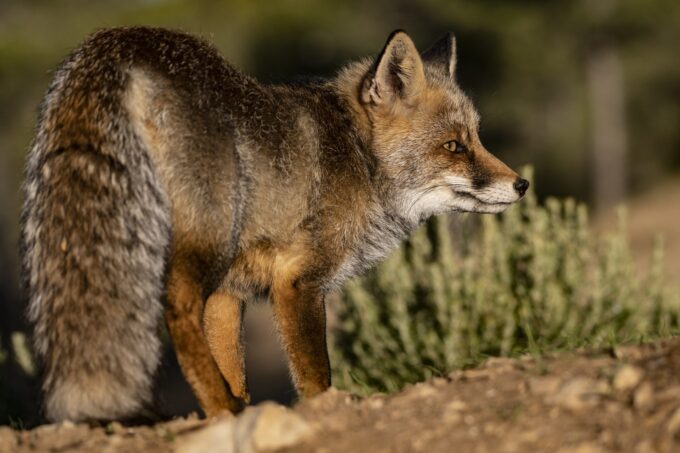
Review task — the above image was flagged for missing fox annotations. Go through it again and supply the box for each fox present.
[21,27,528,423]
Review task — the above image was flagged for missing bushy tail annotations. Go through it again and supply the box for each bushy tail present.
[22,120,170,422]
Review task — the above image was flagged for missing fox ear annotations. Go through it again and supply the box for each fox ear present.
[422,32,457,79]
[361,30,426,106]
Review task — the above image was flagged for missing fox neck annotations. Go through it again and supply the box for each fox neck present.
[294,64,437,286]
[330,60,437,227]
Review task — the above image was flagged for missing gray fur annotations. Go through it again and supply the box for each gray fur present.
[21,27,523,422]
[22,31,172,422]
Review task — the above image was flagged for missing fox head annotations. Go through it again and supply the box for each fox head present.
[357,30,529,222]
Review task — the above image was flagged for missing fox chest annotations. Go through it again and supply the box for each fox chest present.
[328,214,412,290]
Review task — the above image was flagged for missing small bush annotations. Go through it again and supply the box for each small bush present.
[330,169,680,394]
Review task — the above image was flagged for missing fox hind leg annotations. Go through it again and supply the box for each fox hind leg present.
[165,266,234,417]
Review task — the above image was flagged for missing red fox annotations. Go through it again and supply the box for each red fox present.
[21,27,528,422]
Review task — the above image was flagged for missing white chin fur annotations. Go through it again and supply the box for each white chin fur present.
[401,184,514,222]
[401,186,456,223]
[465,202,511,214]
[448,192,511,214]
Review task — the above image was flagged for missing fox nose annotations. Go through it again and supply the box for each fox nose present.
[513,178,530,197]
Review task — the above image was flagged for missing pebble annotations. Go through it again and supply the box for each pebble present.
[613,365,644,392]
[411,383,437,398]
[665,406,680,434]
[250,403,313,451]
[551,378,610,410]
[529,376,561,396]
[431,377,448,388]
[556,441,604,453]
[633,382,655,411]
[176,402,313,453]
[442,399,467,424]
[367,397,385,410]
[105,421,125,435]
[0,427,18,451]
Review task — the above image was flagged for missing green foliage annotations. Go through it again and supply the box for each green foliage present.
[10,332,35,377]
[0,332,34,377]
[331,170,680,394]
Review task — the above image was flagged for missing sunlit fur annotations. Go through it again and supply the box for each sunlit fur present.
[21,27,525,422]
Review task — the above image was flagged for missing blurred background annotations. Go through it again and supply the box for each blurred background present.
[1,0,678,426]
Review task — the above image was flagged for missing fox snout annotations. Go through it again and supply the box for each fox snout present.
[453,145,529,213]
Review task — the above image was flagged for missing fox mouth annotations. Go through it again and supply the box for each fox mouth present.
[450,189,513,214]
[400,183,518,221]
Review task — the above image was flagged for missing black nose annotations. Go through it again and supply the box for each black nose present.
[513,178,529,197]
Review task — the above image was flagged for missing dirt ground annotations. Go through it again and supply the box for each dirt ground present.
[2,337,680,453]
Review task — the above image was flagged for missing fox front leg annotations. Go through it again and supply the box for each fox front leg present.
[271,278,331,398]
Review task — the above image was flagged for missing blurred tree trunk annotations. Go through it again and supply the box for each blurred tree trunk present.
[586,1,628,211]
[587,45,628,211]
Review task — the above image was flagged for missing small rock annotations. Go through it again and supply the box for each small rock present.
[409,383,437,398]
[302,387,356,411]
[443,411,462,424]
[529,376,561,396]
[635,439,656,453]
[520,430,540,443]
[442,399,467,424]
[483,357,518,369]
[176,417,234,453]
[250,403,313,451]
[105,421,124,435]
[665,406,680,434]
[106,434,124,449]
[31,423,58,436]
[633,382,655,411]
[484,357,524,375]
[177,403,313,453]
[163,415,205,435]
[366,397,385,410]
[604,401,624,414]
[551,378,610,410]
[431,377,448,388]
[557,441,604,453]
[448,370,465,381]
[60,420,76,429]
[613,365,644,392]
[0,427,18,451]
[613,345,645,361]
[598,429,614,445]
[446,399,468,412]
[653,385,680,403]
[460,369,491,380]
[31,422,90,451]
[519,354,536,363]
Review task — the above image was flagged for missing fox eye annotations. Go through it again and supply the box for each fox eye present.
[443,140,467,154]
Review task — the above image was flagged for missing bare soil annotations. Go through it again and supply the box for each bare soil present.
[3,337,680,452]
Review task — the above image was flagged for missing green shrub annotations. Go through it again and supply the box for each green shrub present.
[330,169,680,394]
